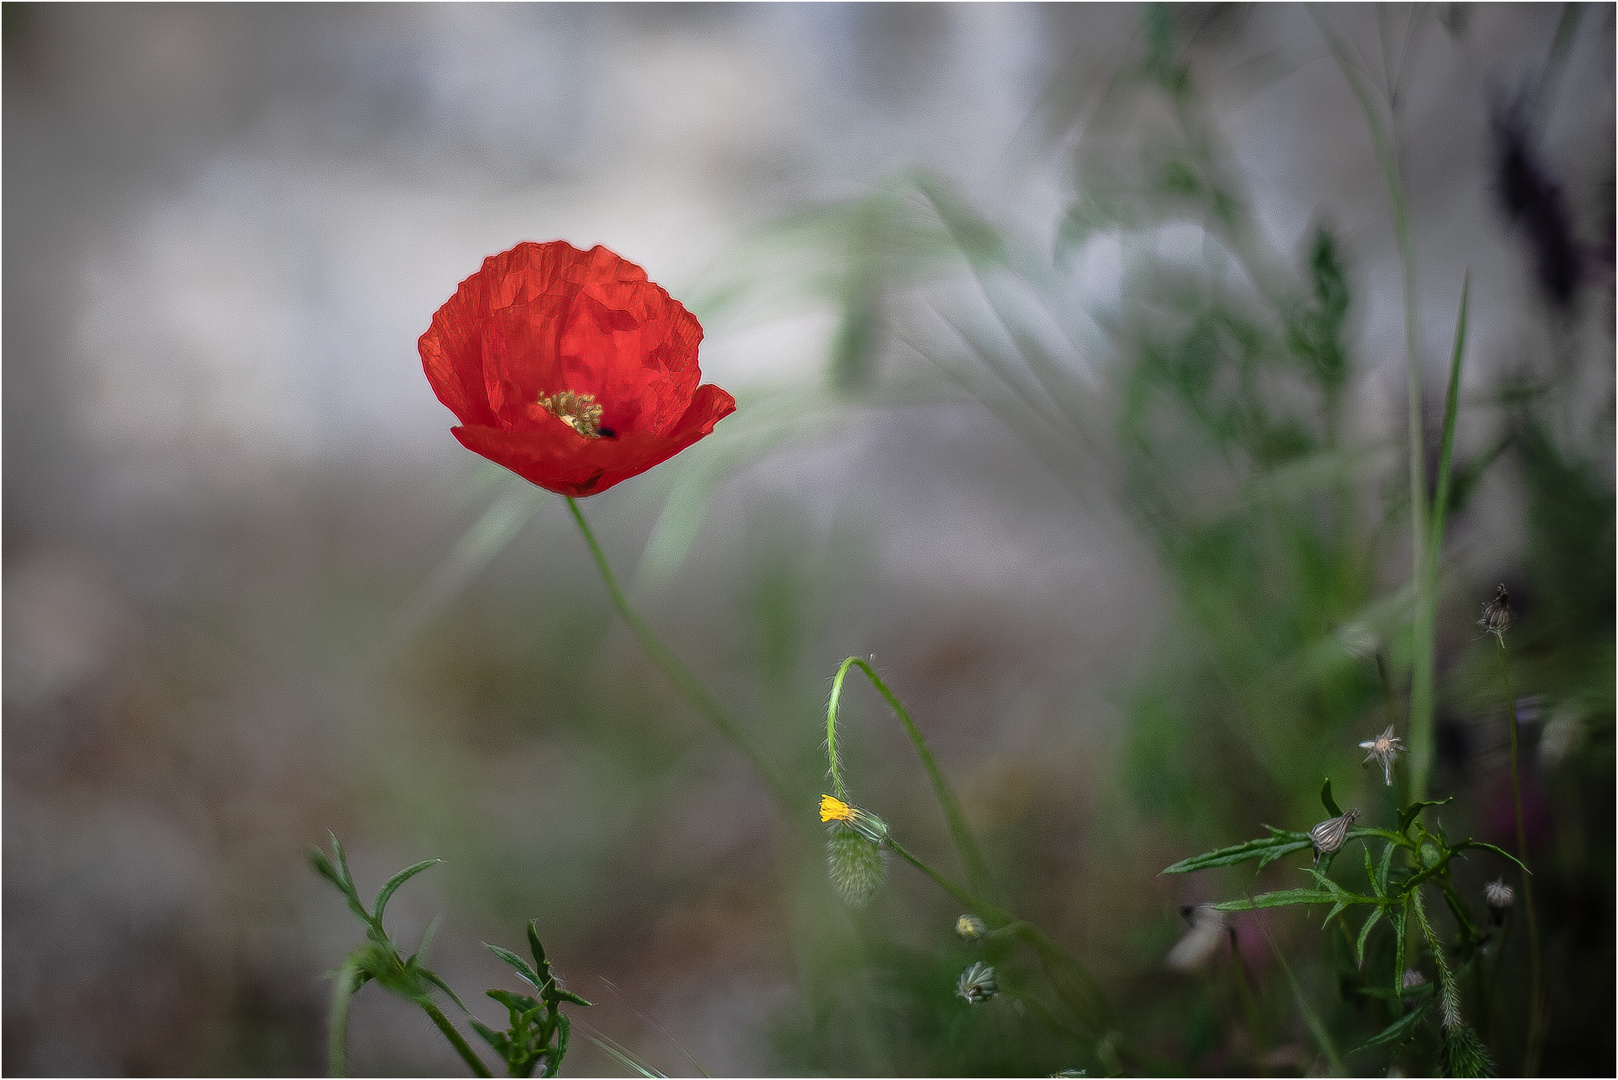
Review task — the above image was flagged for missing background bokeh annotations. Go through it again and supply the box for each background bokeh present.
[4,4,1612,1076]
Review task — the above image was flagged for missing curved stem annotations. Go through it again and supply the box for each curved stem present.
[420,999,492,1078]
[328,957,360,1078]
[566,497,794,808]
[827,656,992,894]
[1499,641,1544,1075]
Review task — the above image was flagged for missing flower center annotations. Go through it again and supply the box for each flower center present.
[538,390,604,438]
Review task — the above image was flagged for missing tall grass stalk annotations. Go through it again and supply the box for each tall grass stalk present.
[1315,14,1438,802]
[566,497,794,807]
[1497,640,1544,1074]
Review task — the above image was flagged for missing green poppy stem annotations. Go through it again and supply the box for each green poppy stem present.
[566,496,794,808]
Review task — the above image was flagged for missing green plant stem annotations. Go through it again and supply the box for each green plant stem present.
[1315,12,1436,803]
[885,835,1111,1034]
[421,999,493,1078]
[566,496,793,807]
[826,656,992,895]
[328,957,360,1078]
[1498,640,1544,1075]
[1260,917,1345,1076]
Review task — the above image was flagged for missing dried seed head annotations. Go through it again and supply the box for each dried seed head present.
[1479,583,1512,641]
[1358,724,1405,786]
[826,826,885,908]
[1335,621,1379,660]
[1402,967,1428,989]
[956,961,998,1004]
[1484,878,1515,918]
[1309,808,1360,862]
[956,914,987,941]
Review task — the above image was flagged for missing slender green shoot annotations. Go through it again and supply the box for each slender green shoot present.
[1498,640,1544,1074]
[328,955,360,1078]
[423,999,494,1078]
[566,496,794,808]
[1315,11,1437,802]
[826,656,992,894]
[1258,915,1346,1077]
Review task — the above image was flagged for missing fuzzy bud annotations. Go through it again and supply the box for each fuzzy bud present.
[826,825,885,908]
[956,914,987,941]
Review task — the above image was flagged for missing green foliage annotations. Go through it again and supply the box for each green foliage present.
[472,923,593,1078]
[313,836,587,1078]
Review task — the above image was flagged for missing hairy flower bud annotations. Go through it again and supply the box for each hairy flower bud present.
[956,914,987,941]
[826,826,885,908]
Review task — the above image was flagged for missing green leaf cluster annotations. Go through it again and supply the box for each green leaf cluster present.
[312,834,589,1078]
[1163,787,1526,995]
[473,923,594,1078]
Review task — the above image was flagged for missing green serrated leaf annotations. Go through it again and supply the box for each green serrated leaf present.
[488,943,545,992]
[527,921,548,972]
[1162,831,1313,874]
[1390,894,1411,996]
[1212,889,1338,911]
[470,1019,506,1051]
[1321,777,1343,818]
[555,1013,572,1075]
[330,833,355,891]
[1377,842,1395,895]
[1453,839,1530,874]
[1322,899,1350,927]
[551,987,593,1008]
[1350,1000,1431,1055]
[1363,845,1383,898]
[1355,906,1384,968]
[486,988,541,1014]
[1400,796,1454,835]
[373,859,440,922]
[310,848,343,889]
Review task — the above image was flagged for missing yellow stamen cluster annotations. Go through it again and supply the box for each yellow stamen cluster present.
[819,794,855,824]
[817,794,887,843]
[538,390,604,438]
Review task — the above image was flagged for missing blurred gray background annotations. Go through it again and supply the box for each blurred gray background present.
[5,4,1611,1076]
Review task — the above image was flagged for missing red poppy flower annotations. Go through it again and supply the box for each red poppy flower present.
[419,240,736,497]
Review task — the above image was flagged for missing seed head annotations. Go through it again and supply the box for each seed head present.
[1358,724,1405,786]
[1165,903,1227,972]
[956,914,987,941]
[956,961,998,1004]
[1484,878,1515,925]
[1309,808,1360,863]
[1479,583,1512,642]
[1335,621,1379,660]
[1402,967,1428,990]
